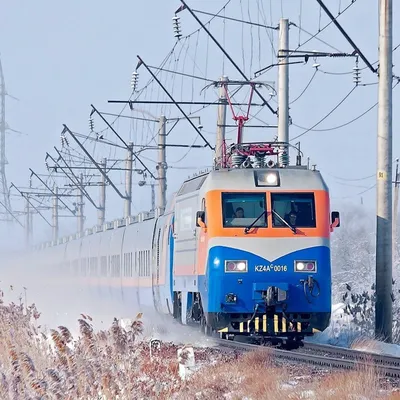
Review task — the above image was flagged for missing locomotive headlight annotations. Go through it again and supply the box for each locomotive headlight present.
[225,260,248,273]
[296,262,305,271]
[236,262,247,271]
[254,170,280,187]
[266,173,278,184]
[295,260,316,272]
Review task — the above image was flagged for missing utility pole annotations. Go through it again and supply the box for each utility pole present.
[52,186,59,242]
[124,142,133,218]
[77,173,84,234]
[98,157,107,225]
[215,75,228,168]
[25,197,30,248]
[393,159,399,271]
[0,58,12,222]
[150,183,155,212]
[277,18,290,168]
[375,0,393,343]
[157,115,167,212]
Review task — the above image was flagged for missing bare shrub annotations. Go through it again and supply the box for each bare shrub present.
[0,284,396,399]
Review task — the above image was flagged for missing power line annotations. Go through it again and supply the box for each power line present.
[289,69,318,105]
[290,22,344,53]
[291,85,357,141]
[177,0,277,116]
[291,79,400,135]
[315,0,376,74]
[328,172,375,182]
[291,0,359,55]
[312,40,400,75]
[191,8,278,30]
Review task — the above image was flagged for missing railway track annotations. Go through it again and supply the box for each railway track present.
[302,341,400,368]
[214,338,400,378]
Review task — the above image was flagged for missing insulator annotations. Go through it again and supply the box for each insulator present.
[61,134,69,147]
[265,158,276,168]
[131,71,139,92]
[242,157,252,169]
[353,58,361,86]
[45,161,49,171]
[353,67,361,85]
[231,153,245,168]
[89,117,94,132]
[172,16,182,39]
[278,148,289,167]
[252,156,264,168]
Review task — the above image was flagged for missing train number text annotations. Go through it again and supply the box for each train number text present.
[255,264,287,272]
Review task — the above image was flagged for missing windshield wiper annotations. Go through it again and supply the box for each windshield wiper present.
[244,211,266,234]
[272,209,297,234]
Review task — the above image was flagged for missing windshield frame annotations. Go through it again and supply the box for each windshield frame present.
[221,192,268,229]
[270,192,317,229]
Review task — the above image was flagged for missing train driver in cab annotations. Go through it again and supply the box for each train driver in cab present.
[285,211,297,227]
[234,207,244,218]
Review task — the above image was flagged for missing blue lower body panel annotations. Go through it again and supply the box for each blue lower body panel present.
[198,245,332,336]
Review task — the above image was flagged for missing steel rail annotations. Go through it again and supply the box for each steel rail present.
[213,338,400,378]
[302,341,400,368]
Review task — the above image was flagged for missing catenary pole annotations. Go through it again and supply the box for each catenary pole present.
[77,173,84,234]
[25,197,30,248]
[375,0,393,343]
[157,116,167,213]
[277,18,289,167]
[98,158,107,225]
[215,76,228,168]
[52,186,59,242]
[124,142,133,218]
[393,159,399,267]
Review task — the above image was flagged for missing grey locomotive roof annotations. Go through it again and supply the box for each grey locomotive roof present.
[199,167,329,192]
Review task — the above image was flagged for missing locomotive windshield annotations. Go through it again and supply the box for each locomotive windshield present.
[271,193,316,228]
[222,192,267,228]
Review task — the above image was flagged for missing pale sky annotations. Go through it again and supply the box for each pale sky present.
[0,0,399,249]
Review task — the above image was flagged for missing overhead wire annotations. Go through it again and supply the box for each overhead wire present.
[20,3,241,226]
[247,0,254,76]
[292,79,400,134]
[329,173,375,182]
[314,40,400,76]
[289,69,318,105]
[297,0,303,47]
[290,23,344,53]
[333,183,376,199]
[291,85,358,141]
[290,0,359,56]
[96,0,233,144]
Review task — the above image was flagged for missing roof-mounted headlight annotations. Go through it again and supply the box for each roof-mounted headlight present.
[254,170,280,187]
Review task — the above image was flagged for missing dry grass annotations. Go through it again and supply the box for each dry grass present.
[0,288,397,399]
[312,365,382,399]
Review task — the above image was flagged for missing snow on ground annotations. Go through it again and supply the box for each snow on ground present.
[306,302,400,356]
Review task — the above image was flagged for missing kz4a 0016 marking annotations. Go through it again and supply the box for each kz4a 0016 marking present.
[255,264,288,272]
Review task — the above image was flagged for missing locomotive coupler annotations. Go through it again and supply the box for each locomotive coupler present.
[262,286,287,306]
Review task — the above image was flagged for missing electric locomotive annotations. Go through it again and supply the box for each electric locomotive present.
[25,140,340,349]
[167,141,340,347]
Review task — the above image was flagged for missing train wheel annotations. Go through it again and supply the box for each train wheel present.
[173,292,182,323]
[200,314,214,336]
[279,338,302,350]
